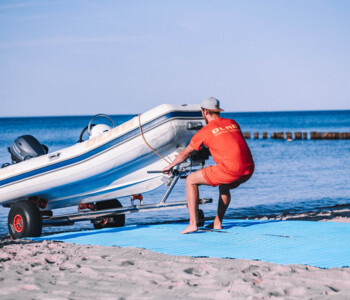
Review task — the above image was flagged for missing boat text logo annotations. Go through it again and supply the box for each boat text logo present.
[85,118,136,148]
[212,125,239,136]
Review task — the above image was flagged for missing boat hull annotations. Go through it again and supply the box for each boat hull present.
[0,104,204,209]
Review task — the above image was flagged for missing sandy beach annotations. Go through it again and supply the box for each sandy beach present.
[1,209,350,299]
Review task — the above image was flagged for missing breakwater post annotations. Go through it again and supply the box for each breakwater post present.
[294,132,302,140]
[310,132,322,140]
[277,132,284,139]
[341,132,350,139]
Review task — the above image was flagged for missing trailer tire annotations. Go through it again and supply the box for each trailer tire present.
[93,199,125,229]
[197,209,205,227]
[8,200,42,239]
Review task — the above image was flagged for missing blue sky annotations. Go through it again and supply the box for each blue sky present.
[0,0,349,116]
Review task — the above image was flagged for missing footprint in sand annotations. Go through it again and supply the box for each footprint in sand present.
[183,267,209,277]
[241,265,259,274]
[119,260,135,267]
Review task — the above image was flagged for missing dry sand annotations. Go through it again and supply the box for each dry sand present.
[1,209,350,299]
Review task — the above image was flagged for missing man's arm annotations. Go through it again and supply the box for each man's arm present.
[162,144,195,173]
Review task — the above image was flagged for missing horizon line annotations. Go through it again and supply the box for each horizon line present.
[1,108,350,118]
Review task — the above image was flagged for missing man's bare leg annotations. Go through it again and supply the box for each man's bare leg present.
[206,185,232,229]
[214,185,231,229]
[181,170,210,234]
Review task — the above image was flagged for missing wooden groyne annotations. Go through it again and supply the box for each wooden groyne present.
[243,132,350,140]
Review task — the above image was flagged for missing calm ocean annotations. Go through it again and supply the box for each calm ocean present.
[1,110,349,237]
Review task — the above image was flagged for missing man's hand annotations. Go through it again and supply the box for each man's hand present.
[161,145,195,175]
[162,165,173,174]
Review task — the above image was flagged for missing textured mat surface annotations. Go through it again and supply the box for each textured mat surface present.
[33,220,350,268]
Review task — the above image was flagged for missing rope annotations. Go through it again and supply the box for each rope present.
[138,114,172,164]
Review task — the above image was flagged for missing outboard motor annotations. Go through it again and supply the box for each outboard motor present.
[8,135,48,164]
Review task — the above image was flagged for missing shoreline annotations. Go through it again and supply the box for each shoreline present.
[247,207,350,223]
[1,209,350,298]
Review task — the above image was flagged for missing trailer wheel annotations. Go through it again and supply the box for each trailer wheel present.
[197,209,205,227]
[93,199,125,229]
[8,200,42,239]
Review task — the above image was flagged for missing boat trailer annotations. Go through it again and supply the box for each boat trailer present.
[6,150,212,239]
[42,168,213,226]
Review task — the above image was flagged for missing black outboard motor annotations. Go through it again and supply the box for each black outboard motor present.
[8,135,48,164]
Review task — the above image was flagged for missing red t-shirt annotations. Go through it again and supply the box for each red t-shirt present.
[190,118,254,176]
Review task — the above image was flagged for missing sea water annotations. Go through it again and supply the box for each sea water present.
[0,110,349,237]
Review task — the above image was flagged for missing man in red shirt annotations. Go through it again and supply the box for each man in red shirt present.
[163,97,254,234]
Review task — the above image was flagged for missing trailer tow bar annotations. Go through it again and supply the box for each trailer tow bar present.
[42,168,213,226]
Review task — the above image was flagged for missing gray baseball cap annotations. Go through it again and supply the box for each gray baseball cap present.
[200,97,224,112]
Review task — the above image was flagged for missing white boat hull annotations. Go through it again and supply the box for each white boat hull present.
[0,104,204,209]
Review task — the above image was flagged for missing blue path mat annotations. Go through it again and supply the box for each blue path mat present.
[33,220,350,268]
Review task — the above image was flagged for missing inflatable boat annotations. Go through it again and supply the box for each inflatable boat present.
[0,104,212,238]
